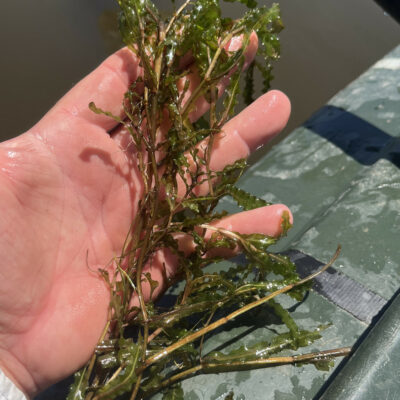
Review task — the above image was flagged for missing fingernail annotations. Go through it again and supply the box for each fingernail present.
[228,35,243,52]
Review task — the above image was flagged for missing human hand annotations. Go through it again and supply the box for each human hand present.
[0,37,290,398]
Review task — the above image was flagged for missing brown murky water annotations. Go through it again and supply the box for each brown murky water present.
[0,0,399,143]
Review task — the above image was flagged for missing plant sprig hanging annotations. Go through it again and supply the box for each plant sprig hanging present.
[67,1,350,399]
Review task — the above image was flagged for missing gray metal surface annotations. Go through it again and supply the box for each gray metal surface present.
[285,250,387,324]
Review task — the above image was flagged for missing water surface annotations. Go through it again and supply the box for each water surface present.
[0,0,398,141]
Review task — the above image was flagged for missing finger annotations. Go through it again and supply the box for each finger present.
[138,204,292,302]
[209,89,291,169]
[180,32,258,122]
[39,48,142,132]
[177,90,291,197]
[209,203,292,237]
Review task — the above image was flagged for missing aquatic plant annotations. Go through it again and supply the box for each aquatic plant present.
[68,1,349,398]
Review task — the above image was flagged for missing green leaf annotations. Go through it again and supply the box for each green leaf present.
[204,327,327,364]
[144,272,160,299]
[222,64,242,119]
[281,210,293,236]
[67,370,85,400]
[240,232,277,251]
[225,184,271,210]
[243,61,255,105]
[314,359,335,371]
[240,4,283,90]
[140,363,165,394]
[147,301,215,328]
[268,298,299,338]
[89,102,124,125]
[181,199,200,213]
[162,383,184,400]
[187,0,222,71]
[223,0,258,9]
[97,352,118,369]
[96,339,141,399]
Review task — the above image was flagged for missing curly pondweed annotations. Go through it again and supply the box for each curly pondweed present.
[67,1,349,399]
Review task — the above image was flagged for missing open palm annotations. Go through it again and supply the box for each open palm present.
[0,44,291,397]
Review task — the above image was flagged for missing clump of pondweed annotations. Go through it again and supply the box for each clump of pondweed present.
[68,1,349,399]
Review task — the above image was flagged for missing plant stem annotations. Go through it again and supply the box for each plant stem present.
[164,0,191,37]
[206,84,217,196]
[147,327,164,343]
[82,321,111,399]
[136,246,341,374]
[149,347,351,396]
[130,376,141,400]
[181,28,242,120]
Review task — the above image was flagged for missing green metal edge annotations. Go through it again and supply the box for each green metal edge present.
[319,290,400,400]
